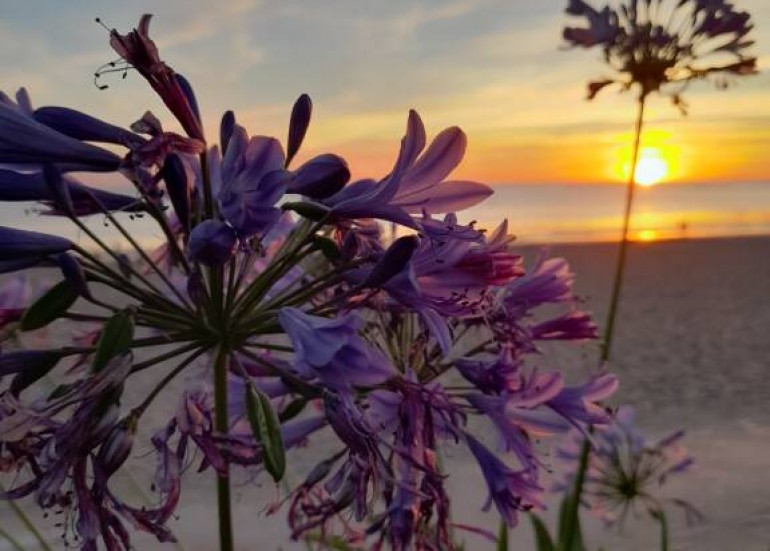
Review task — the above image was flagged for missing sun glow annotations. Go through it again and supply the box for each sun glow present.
[637,229,659,242]
[634,148,669,186]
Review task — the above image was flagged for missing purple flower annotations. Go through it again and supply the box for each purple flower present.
[187,219,238,266]
[218,125,288,237]
[547,373,619,428]
[456,346,523,394]
[502,253,575,315]
[323,110,492,226]
[531,310,598,341]
[278,307,395,390]
[465,433,544,527]
[408,217,522,301]
[465,369,564,471]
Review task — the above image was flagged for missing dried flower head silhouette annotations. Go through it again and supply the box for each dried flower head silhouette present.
[0,14,614,551]
[563,0,756,361]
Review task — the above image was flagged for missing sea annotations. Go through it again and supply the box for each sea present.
[1,181,768,246]
[462,181,770,244]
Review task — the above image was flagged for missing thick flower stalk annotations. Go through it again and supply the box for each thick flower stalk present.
[563,0,757,360]
[1,14,615,551]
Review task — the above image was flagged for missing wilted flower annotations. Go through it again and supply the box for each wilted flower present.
[554,406,699,526]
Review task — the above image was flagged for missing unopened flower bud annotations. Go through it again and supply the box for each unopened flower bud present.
[286,94,312,167]
[56,252,91,299]
[220,110,236,156]
[288,154,350,199]
[162,154,192,233]
[361,235,419,289]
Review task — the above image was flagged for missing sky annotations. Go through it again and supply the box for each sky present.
[1,0,768,186]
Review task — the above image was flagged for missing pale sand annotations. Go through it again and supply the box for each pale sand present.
[2,236,769,550]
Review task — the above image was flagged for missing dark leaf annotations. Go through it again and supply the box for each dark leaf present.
[361,235,419,288]
[245,384,286,482]
[9,353,62,396]
[279,397,308,423]
[20,280,78,331]
[529,515,555,551]
[312,236,341,263]
[92,310,135,373]
[281,201,330,221]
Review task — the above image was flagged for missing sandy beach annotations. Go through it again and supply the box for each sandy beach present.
[2,235,769,550]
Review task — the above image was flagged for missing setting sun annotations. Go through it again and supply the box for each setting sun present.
[634,148,669,186]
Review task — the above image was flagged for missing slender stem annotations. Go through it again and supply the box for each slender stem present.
[77,248,154,303]
[95,206,193,310]
[0,483,53,551]
[238,347,321,399]
[68,219,168,300]
[213,346,234,551]
[134,346,210,415]
[130,342,204,374]
[561,437,590,551]
[601,93,647,362]
[654,509,669,551]
[0,526,26,551]
[146,205,192,274]
[61,312,111,323]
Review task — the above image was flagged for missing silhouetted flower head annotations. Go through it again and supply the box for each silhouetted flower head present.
[564,0,757,107]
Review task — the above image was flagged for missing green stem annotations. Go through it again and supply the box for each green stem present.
[134,346,210,416]
[213,346,234,551]
[68,220,169,301]
[601,93,647,362]
[146,204,192,274]
[0,526,26,551]
[238,347,321,399]
[0,483,53,551]
[561,438,590,551]
[654,509,669,551]
[130,342,205,374]
[94,205,194,310]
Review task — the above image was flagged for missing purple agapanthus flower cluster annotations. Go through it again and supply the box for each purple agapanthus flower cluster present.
[563,0,757,108]
[0,14,616,550]
[553,406,699,526]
